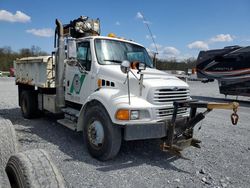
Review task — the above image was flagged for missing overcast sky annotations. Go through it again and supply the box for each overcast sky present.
[0,0,250,60]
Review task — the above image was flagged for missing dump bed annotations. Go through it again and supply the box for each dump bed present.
[15,56,55,88]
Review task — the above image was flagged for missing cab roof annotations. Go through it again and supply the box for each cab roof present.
[76,36,144,47]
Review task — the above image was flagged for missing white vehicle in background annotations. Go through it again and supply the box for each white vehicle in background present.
[14,16,239,161]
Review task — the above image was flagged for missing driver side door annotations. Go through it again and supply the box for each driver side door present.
[65,41,92,104]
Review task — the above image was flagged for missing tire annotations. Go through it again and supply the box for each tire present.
[0,118,18,169]
[5,149,65,188]
[83,104,122,161]
[20,90,38,119]
[0,168,11,188]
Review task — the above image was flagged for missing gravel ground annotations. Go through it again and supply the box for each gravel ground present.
[0,77,250,188]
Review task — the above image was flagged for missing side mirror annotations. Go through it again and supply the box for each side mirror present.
[138,62,146,71]
[67,39,77,59]
[120,60,130,74]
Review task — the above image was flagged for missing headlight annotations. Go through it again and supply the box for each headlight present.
[130,110,139,120]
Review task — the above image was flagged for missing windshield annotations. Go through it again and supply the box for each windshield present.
[95,39,153,67]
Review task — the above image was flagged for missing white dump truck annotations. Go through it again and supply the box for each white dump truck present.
[15,16,239,161]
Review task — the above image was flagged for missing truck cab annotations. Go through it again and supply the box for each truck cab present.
[65,36,190,124]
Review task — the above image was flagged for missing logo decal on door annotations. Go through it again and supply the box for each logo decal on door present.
[70,74,86,94]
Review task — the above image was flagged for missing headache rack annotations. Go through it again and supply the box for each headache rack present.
[59,16,100,39]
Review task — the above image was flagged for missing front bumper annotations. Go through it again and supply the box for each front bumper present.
[123,117,187,141]
[123,122,167,141]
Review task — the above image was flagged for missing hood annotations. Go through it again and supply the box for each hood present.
[97,65,189,96]
[141,68,188,88]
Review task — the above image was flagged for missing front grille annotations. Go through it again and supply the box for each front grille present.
[156,107,188,119]
[153,88,190,104]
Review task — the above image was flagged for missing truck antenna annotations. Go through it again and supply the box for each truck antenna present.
[139,12,158,66]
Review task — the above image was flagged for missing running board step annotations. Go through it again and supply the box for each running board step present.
[57,118,77,131]
[61,107,80,118]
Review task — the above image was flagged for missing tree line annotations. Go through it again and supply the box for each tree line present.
[155,57,196,72]
[0,46,196,72]
[0,46,48,71]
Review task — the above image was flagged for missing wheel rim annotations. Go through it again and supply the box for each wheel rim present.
[87,120,104,149]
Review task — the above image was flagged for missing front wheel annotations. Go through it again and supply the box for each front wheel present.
[83,104,121,161]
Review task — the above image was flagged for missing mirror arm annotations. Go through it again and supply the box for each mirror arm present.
[129,70,140,81]
[127,72,131,105]
[77,61,88,74]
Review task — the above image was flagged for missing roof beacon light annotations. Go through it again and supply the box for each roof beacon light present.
[108,33,116,38]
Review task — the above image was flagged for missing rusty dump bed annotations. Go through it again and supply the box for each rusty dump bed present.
[14,56,55,88]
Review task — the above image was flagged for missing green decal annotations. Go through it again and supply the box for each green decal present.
[70,74,86,94]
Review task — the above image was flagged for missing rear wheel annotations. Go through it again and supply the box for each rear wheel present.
[0,118,18,169]
[5,149,65,188]
[20,91,38,119]
[83,104,121,161]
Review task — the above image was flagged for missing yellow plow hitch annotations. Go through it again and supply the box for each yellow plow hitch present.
[207,102,239,125]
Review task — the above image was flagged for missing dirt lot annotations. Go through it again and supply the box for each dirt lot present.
[0,77,249,188]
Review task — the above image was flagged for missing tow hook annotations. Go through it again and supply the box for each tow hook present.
[231,108,239,125]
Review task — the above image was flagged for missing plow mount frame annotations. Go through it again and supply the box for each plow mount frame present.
[161,100,239,155]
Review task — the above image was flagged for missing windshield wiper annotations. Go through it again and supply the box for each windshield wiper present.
[103,59,122,64]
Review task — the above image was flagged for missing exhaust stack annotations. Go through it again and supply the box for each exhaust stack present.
[55,19,65,108]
